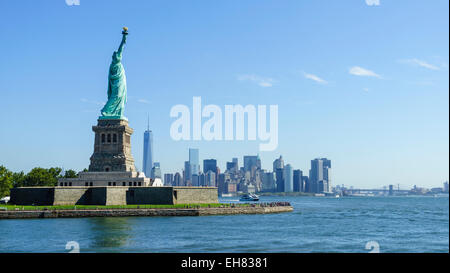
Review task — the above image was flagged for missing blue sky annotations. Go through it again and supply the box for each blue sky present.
[0,0,448,189]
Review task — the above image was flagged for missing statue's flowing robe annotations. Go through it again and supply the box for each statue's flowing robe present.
[101,52,127,118]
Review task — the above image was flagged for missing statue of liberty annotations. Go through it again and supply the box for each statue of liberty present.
[100,27,129,120]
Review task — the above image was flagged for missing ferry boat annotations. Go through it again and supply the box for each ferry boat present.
[239,193,260,201]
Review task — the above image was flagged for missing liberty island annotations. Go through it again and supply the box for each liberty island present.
[4,28,292,216]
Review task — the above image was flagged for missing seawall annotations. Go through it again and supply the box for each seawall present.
[10,186,219,206]
[0,206,293,219]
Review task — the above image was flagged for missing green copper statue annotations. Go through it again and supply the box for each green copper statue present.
[100,27,129,120]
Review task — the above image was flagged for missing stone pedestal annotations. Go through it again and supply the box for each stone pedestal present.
[56,118,164,188]
[89,119,136,172]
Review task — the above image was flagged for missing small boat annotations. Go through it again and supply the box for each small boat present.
[240,193,259,201]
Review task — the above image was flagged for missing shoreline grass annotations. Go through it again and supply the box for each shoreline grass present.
[0,203,252,211]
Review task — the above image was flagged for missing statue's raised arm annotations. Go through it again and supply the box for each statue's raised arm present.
[117,27,128,57]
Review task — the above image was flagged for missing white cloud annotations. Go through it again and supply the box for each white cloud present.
[365,0,380,6]
[137,98,151,104]
[303,73,328,84]
[237,74,275,87]
[363,87,369,92]
[349,66,382,78]
[400,58,440,71]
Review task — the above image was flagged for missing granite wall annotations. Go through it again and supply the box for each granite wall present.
[10,187,55,205]
[10,186,218,206]
[53,187,91,206]
[173,187,219,204]
[127,187,174,205]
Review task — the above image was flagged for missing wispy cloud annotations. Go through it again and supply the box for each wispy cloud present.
[137,98,151,104]
[303,72,328,84]
[237,74,275,87]
[399,58,440,70]
[363,87,369,92]
[365,0,380,6]
[80,98,105,106]
[349,66,382,78]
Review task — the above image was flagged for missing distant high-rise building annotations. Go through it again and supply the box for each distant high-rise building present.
[205,170,216,187]
[203,159,217,174]
[164,173,173,186]
[284,164,293,192]
[243,155,261,172]
[262,171,276,192]
[191,174,200,186]
[444,181,449,193]
[310,158,331,193]
[317,180,328,193]
[184,161,191,185]
[322,158,331,168]
[151,162,161,179]
[323,168,331,191]
[273,156,284,172]
[199,173,206,186]
[217,173,227,195]
[310,159,323,183]
[189,148,199,177]
[142,122,154,178]
[302,176,310,192]
[226,161,238,172]
[232,158,239,169]
[293,169,303,192]
[275,168,284,192]
[174,172,182,186]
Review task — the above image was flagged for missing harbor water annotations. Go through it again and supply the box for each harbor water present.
[0,196,448,253]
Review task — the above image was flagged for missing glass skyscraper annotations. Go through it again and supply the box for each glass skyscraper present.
[243,155,258,172]
[151,162,161,178]
[184,161,191,185]
[189,148,199,176]
[275,168,284,192]
[293,169,303,192]
[284,164,293,192]
[309,158,332,193]
[273,156,284,172]
[143,123,154,178]
[203,159,217,174]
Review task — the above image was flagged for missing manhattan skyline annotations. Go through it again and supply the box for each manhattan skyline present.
[0,0,448,189]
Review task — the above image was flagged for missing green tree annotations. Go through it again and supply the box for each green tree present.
[0,166,13,198]
[64,169,78,178]
[12,171,25,188]
[23,167,61,187]
[49,167,62,179]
